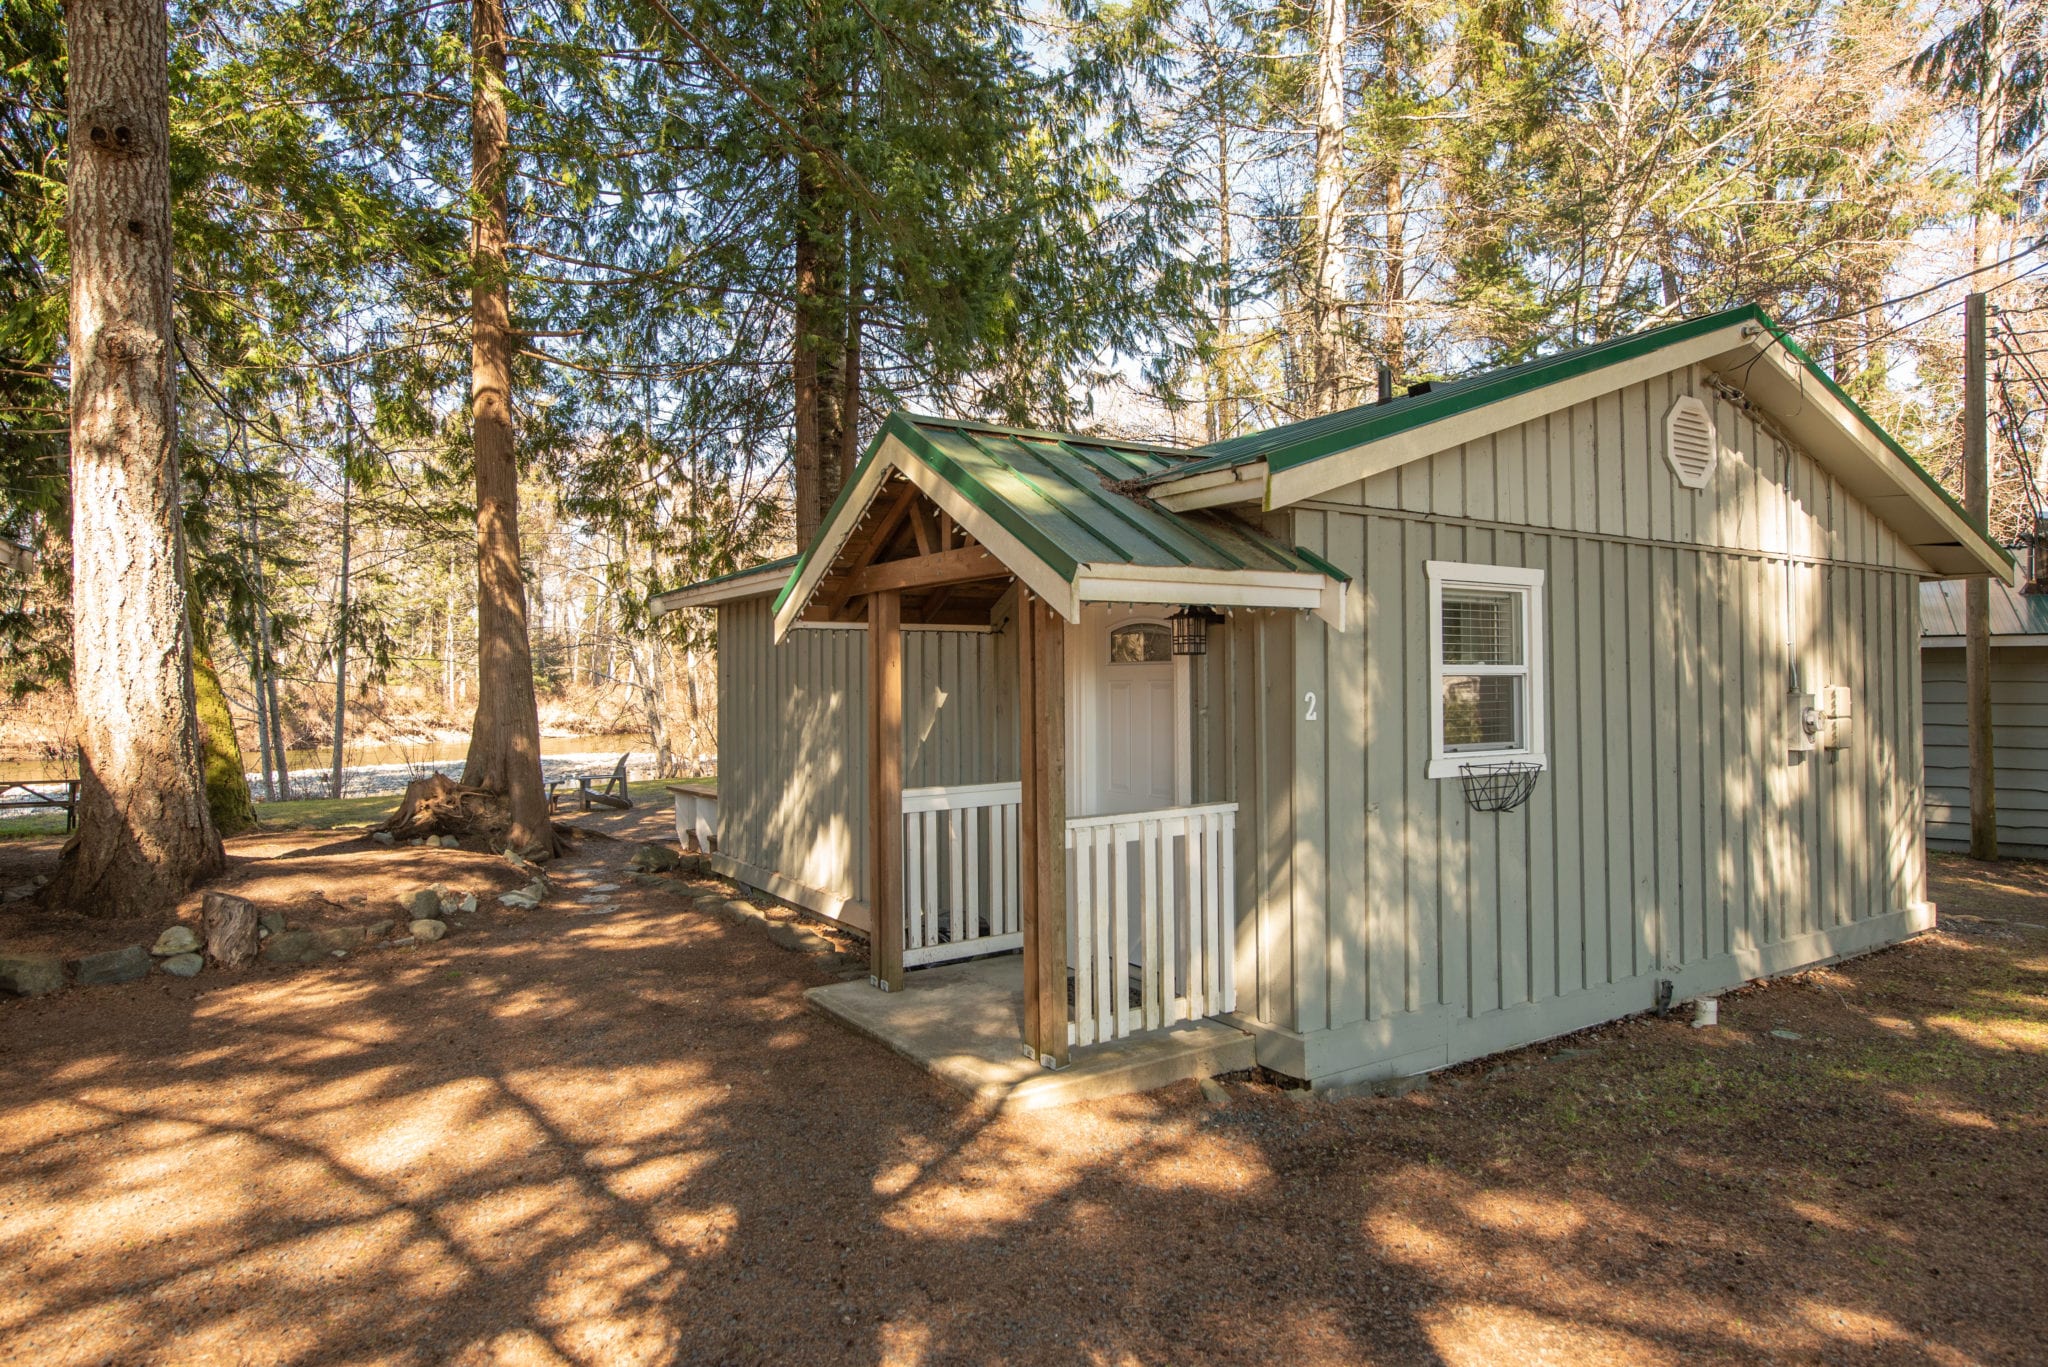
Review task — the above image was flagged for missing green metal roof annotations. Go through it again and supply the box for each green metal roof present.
[1921,579,2048,637]
[1146,306,2010,573]
[1159,306,1767,480]
[772,411,1343,619]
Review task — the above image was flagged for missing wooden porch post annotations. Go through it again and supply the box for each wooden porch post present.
[867,589,905,990]
[1017,591,1069,1066]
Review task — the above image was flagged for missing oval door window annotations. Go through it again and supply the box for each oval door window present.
[1109,622,1171,664]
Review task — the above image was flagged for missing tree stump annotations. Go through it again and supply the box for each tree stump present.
[202,892,258,968]
[376,773,498,841]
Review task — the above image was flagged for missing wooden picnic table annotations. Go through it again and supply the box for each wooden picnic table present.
[0,779,80,831]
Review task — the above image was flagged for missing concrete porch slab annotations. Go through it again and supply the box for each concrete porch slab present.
[804,955,1255,1112]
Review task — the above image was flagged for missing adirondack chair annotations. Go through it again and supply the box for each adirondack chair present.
[548,754,632,812]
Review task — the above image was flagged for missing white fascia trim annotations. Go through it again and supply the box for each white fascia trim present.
[1149,463,1270,512]
[652,569,786,614]
[772,443,897,641]
[771,432,1076,642]
[1072,562,1349,630]
[1739,341,2011,581]
[1262,322,1757,510]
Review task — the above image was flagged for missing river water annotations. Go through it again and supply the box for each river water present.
[0,732,677,809]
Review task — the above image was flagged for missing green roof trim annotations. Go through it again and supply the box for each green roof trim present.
[1148,303,2009,573]
[1158,305,1766,481]
[771,410,1339,623]
[663,554,799,601]
[1291,544,1352,585]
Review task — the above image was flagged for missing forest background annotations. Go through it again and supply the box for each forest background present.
[3,0,2044,800]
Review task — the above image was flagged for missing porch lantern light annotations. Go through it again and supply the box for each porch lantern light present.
[1170,606,1224,656]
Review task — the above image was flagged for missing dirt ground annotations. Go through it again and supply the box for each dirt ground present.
[1,839,2043,1365]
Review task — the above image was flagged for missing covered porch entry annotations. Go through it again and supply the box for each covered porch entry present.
[775,411,1348,1069]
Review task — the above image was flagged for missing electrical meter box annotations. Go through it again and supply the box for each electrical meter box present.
[1790,692,1820,754]
[1818,685,1853,750]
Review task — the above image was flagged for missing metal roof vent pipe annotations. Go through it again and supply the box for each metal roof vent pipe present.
[1376,363,1394,405]
[2026,514,2048,595]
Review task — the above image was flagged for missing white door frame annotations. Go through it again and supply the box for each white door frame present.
[1066,604,1192,817]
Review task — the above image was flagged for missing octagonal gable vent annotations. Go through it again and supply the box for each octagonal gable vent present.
[1664,395,1718,490]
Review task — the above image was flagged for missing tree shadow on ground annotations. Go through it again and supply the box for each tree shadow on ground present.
[1,862,2044,1365]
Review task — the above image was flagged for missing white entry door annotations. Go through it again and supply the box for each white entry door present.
[1072,606,1181,818]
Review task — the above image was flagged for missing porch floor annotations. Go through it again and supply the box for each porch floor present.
[804,955,1254,1112]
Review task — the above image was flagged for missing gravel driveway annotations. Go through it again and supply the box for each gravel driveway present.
[1,842,2043,1365]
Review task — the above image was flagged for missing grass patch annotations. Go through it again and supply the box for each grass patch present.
[0,813,70,839]
[254,793,399,831]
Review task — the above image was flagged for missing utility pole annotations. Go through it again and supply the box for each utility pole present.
[330,360,353,801]
[1965,291,1997,860]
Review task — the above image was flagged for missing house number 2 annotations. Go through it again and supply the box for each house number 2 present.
[1303,690,1318,721]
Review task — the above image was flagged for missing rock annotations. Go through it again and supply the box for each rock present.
[261,929,323,965]
[151,925,202,957]
[1373,1073,1430,1099]
[717,899,767,925]
[767,922,833,954]
[1,882,40,903]
[258,908,288,936]
[587,883,622,894]
[408,889,442,921]
[410,918,447,942]
[628,843,681,872]
[364,919,395,942]
[503,849,537,873]
[370,831,395,846]
[159,953,203,979]
[459,893,477,914]
[1198,1077,1231,1107]
[72,945,150,987]
[0,953,64,997]
[314,926,363,953]
[1552,1047,1598,1061]
[1770,1028,1803,1041]
[496,879,547,909]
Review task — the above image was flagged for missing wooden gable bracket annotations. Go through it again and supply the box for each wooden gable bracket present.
[814,479,923,622]
[846,544,1004,597]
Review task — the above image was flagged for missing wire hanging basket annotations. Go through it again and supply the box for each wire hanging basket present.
[1458,760,1542,813]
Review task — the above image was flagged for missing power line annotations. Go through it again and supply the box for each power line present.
[1776,237,2048,336]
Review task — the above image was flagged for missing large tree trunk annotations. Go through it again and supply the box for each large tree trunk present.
[53,0,223,914]
[1210,44,1235,445]
[1306,0,1349,415]
[459,0,555,857]
[790,26,851,549]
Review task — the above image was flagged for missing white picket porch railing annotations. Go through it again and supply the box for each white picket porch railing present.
[901,781,1023,967]
[1064,802,1237,1047]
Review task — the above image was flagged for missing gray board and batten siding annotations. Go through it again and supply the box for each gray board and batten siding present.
[712,595,1017,928]
[1920,580,2048,858]
[1228,359,1931,1087]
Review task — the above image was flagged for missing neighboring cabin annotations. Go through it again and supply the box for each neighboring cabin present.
[1921,577,2048,858]
[658,305,2012,1091]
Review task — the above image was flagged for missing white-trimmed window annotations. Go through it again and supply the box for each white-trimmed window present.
[1426,561,1546,779]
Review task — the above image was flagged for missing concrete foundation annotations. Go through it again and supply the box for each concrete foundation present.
[804,955,1254,1112]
